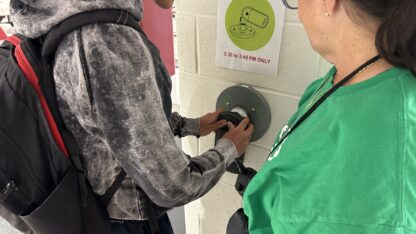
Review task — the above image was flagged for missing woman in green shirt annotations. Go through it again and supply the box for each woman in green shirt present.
[243,0,416,233]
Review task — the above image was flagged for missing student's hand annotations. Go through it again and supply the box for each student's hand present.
[199,109,227,137]
[222,118,254,157]
[153,0,174,9]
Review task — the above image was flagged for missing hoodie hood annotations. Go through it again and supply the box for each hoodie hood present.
[10,0,142,38]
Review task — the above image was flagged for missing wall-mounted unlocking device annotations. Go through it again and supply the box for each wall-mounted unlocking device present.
[230,6,270,39]
[215,85,271,174]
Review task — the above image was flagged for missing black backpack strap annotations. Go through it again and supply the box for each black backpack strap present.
[42,9,143,60]
[100,170,127,207]
[62,125,127,209]
[60,129,89,208]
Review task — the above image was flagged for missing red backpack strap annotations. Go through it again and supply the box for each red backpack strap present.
[6,35,21,46]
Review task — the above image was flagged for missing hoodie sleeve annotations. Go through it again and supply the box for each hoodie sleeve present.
[169,112,200,138]
[53,23,238,208]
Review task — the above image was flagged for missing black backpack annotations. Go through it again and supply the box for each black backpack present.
[0,9,143,234]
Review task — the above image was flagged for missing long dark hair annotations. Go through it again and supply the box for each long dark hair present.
[347,0,416,75]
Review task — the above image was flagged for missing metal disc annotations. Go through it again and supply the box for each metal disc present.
[216,84,271,142]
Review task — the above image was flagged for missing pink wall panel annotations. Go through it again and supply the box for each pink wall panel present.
[0,26,7,40]
[141,0,176,76]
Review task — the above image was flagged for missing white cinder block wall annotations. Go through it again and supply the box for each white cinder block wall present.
[175,1,332,233]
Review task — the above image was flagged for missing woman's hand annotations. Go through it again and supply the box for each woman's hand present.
[153,0,175,9]
[199,109,228,137]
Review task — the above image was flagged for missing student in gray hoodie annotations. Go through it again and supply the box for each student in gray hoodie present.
[3,0,254,233]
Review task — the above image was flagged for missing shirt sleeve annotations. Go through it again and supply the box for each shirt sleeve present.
[54,24,238,208]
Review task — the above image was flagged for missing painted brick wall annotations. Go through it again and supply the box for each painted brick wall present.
[175,1,332,233]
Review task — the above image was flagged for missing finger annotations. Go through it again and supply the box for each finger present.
[214,108,224,115]
[205,109,222,122]
[237,117,250,130]
[211,109,224,120]
[211,120,227,130]
[245,123,255,136]
[227,122,235,130]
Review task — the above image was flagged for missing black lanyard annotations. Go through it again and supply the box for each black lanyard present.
[268,55,382,156]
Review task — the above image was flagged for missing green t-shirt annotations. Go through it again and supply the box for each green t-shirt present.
[243,67,416,234]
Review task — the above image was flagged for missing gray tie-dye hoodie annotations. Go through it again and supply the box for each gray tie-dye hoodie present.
[9,0,237,221]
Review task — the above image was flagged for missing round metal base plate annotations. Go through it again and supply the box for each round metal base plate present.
[216,85,271,141]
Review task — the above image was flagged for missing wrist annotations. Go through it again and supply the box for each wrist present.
[178,117,200,137]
